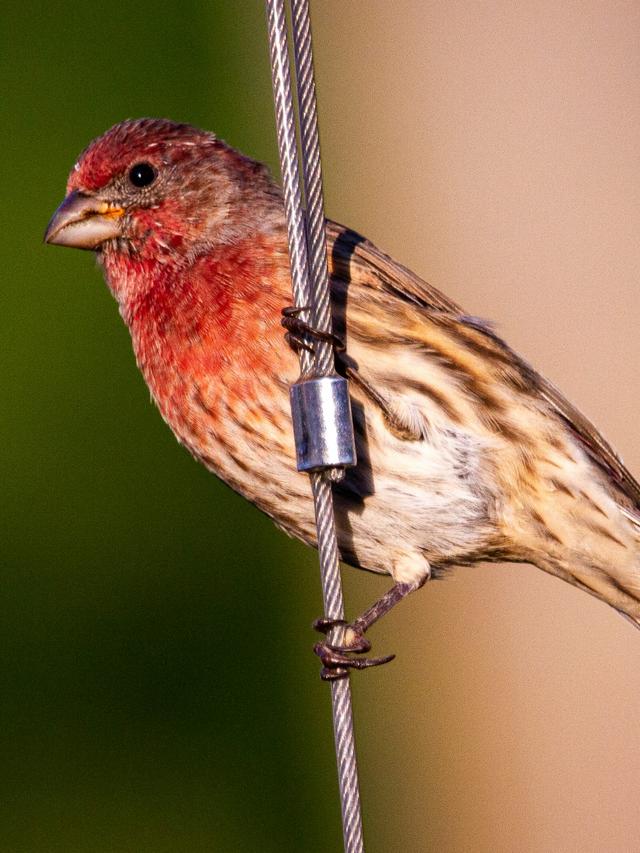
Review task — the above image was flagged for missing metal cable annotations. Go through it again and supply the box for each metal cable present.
[290,0,333,378]
[311,471,364,853]
[265,0,314,378]
[265,2,365,851]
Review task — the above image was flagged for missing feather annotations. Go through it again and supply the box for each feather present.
[328,220,640,513]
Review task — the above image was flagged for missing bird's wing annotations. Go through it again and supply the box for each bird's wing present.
[326,221,462,313]
[327,220,640,510]
[536,377,640,508]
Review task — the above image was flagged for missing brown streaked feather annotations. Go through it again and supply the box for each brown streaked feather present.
[345,366,428,441]
[537,377,640,508]
[328,219,640,512]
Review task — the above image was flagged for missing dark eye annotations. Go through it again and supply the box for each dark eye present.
[128,162,156,188]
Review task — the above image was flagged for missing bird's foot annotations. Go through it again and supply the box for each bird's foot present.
[281,306,345,355]
[312,617,395,681]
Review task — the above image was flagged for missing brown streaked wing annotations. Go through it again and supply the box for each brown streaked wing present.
[327,220,640,510]
[537,377,640,508]
[327,220,461,314]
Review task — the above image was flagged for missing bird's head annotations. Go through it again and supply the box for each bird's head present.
[45,118,280,265]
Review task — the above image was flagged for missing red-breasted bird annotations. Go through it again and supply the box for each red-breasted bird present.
[45,119,640,676]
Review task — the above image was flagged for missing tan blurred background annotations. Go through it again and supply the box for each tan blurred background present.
[313,2,640,851]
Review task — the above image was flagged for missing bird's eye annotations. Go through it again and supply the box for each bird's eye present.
[128,162,157,188]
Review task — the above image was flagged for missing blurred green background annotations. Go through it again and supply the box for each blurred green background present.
[2,2,358,850]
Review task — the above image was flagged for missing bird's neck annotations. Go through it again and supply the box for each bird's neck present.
[100,233,295,400]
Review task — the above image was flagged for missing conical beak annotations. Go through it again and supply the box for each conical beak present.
[44,190,125,250]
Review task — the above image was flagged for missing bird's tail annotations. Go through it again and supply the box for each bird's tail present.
[617,610,640,631]
[521,455,640,628]
[532,495,640,629]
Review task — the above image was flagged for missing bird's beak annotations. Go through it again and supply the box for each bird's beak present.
[44,190,125,250]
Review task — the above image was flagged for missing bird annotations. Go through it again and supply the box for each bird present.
[45,118,640,677]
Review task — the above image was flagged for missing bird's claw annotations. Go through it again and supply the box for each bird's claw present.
[312,617,395,680]
[313,642,396,681]
[281,306,346,353]
[313,617,371,652]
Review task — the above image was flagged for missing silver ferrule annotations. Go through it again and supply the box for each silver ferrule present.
[289,376,357,472]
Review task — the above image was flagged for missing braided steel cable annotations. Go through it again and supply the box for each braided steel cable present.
[265,0,314,378]
[290,0,333,378]
[310,471,364,853]
[265,2,365,851]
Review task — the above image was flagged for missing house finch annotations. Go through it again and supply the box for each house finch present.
[45,118,640,676]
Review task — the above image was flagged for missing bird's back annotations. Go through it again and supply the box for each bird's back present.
[326,221,640,623]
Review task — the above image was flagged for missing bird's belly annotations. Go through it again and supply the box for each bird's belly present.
[151,364,499,576]
[205,409,495,576]
[332,416,499,573]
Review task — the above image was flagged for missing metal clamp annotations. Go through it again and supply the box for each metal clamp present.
[290,376,357,472]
